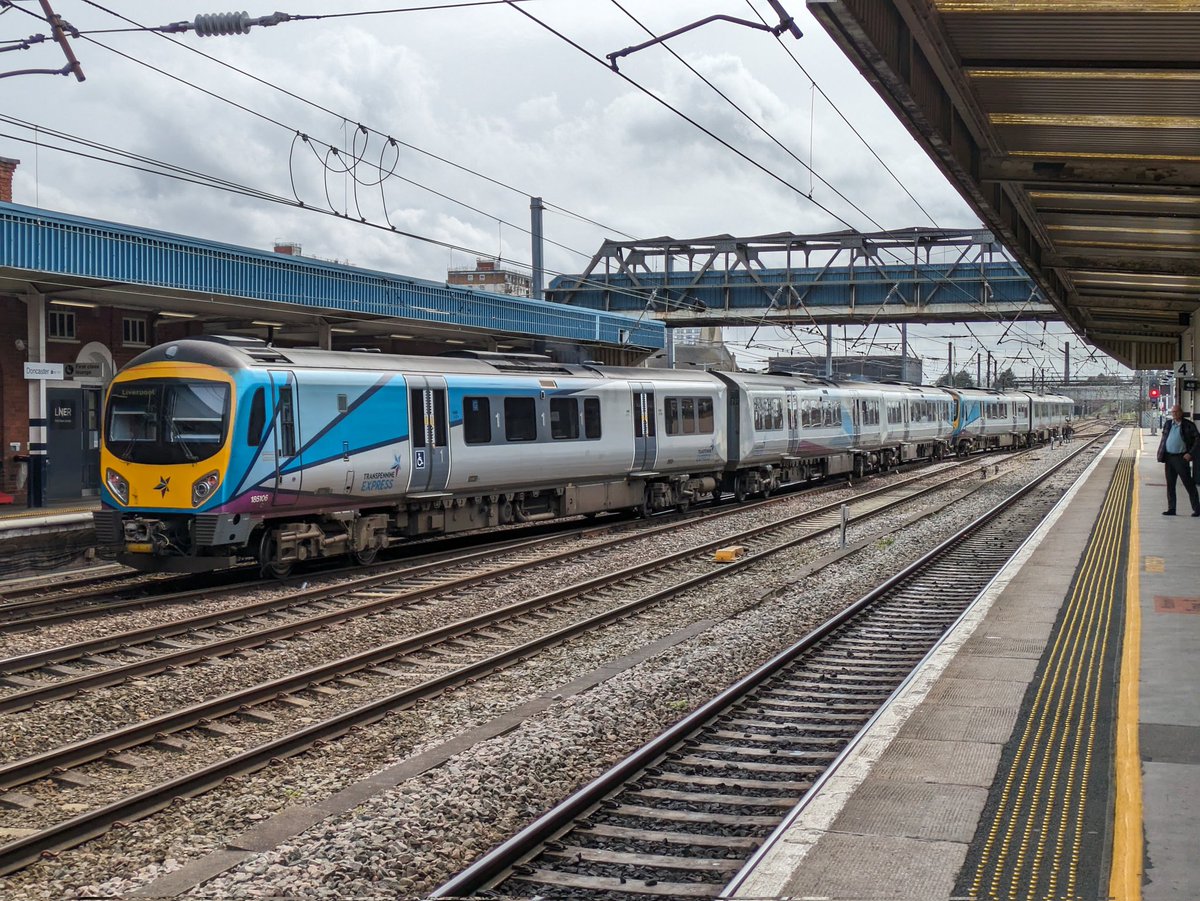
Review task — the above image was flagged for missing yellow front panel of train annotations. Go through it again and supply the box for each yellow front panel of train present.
[100,361,237,510]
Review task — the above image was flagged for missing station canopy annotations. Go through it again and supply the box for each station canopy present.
[810,0,1200,369]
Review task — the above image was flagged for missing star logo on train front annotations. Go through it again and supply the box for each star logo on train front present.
[391,454,403,473]
[155,476,170,497]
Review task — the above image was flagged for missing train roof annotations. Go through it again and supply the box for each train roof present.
[119,338,726,384]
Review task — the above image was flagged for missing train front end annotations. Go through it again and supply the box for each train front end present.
[95,357,239,572]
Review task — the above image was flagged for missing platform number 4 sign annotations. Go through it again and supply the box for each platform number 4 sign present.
[1174,360,1194,379]
[414,450,426,470]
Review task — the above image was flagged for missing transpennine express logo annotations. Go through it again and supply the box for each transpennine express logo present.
[155,476,171,497]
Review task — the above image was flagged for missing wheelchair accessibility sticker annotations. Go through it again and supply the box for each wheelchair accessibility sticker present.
[414,450,426,469]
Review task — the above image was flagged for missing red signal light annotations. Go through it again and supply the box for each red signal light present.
[1149,387,1161,399]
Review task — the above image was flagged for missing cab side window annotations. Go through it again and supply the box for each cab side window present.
[246,387,266,446]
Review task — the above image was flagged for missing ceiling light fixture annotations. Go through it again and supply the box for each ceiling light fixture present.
[992,113,1200,129]
[49,299,98,309]
[1049,224,1200,237]
[1013,150,1200,163]
[252,320,285,328]
[938,0,1190,13]
[1031,191,1200,206]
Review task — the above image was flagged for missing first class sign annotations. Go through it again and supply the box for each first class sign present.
[23,362,64,380]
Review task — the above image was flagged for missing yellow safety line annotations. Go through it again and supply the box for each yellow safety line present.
[971,453,1133,898]
[1110,449,1143,901]
[987,464,1124,895]
[1020,461,1126,897]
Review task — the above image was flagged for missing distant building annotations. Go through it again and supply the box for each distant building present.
[448,258,532,297]
[769,354,924,384]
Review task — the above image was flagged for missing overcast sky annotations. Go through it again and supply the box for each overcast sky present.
[0,0,1126,382]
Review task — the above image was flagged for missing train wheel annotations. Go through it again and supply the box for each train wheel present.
[353,546,379,566]
[641,489,655,517]
[734,482,748,504]
[675,497,690,514]
[257,531,293,580]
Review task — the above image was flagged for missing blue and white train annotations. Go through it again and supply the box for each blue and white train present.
[93,336,1073,575]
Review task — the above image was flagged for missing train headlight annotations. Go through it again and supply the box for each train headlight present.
[191,471,220,507]
[105,468,129,505]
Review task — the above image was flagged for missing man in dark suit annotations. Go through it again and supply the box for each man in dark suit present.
[1157,404,1200,516]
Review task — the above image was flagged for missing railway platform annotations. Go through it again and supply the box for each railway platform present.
[0,498,100,580]
[729,427,1197,901]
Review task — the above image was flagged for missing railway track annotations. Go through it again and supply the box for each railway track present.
[429,432,1114,899]
[0,433,1110,878]
[0,429,1091,630]
[0,455,1005,713]
[0,479,847,632]
[0,447,1050,876]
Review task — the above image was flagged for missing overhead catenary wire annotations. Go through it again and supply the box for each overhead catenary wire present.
[9,1,648,272]
[743,0,941,228]
[610,1,1077,366]
[13,3,1099,377]
[0,123,706,316]
[49,28,597,263]
[504,1,1068,363]
[72,1,543,36]
[74,0,645,245]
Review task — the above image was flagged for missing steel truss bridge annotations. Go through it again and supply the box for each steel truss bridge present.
[548,228,1059,329]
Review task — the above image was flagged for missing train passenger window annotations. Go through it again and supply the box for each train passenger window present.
[550,397,579,439]
[665,397,681,435]
[433,389,447,447]
[410,389,426,449]
[682,398,697,434]
[278,386,296,457]
[504,397,537,442]
[753,397,765,431]
[697,398,714,434]
[771,398,784,430]
[247,387,266,446]
[464,396,491,444]
[584,398,601,439]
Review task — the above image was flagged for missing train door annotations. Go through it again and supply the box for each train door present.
[631,382,656,472]
[786,389,800,454]
[407,376,450,493]
[270,371,302,506]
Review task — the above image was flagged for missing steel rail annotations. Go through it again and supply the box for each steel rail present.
[0,446,1053,874]
[0,456,1005,797]
[0,458,985,706]
[428,430,1112,898]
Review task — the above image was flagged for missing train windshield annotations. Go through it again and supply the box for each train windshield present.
[105,379,230,465]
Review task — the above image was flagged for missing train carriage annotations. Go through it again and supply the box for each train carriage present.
[94,337,1079,577]
[96,338,733,575]
[714,371,858,497]
[1026,392,1075,443]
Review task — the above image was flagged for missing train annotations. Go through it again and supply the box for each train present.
[92,336,1074,576]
